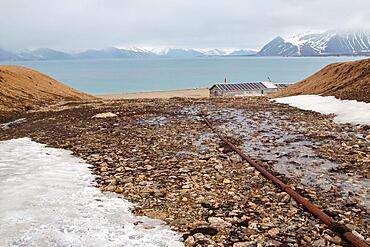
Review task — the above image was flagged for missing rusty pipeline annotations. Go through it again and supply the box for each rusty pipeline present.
[201,114,369,247]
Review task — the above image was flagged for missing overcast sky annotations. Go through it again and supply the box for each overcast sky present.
[1,0,370,51]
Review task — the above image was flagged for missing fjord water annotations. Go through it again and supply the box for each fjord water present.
[4,56,362,94]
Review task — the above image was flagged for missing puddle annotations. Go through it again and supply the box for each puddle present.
[194,107,370,209]
[137,116,169,126]
[0,138,183,247]
[193,133,217,153]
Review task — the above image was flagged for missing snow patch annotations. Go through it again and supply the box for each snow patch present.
[0,138,183,247]
[273,95,370,125]
[285,32,315,47]
[1,118,27,129]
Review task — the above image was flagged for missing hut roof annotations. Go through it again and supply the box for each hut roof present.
[210,81,284,92]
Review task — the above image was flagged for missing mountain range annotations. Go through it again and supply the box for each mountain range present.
[259,31,370,56]
[1,31,369,61]
[0,47,257,61]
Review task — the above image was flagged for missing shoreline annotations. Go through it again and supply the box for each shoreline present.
[97,88,209,99]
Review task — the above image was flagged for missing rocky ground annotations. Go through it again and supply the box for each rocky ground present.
[0,97,369,247]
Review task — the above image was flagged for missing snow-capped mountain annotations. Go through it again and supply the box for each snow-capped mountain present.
[198,49,257,56]
[201,49,230,56]
[150,48,256,57]
[259,31,370,56]
[74,47,156,59]
[149,48,204,57]
[228,49,257,56]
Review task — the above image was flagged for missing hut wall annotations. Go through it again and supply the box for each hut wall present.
[210,87,223,97]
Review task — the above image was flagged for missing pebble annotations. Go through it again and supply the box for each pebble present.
[223,178,232,184]
[233,242,250,247]
[267,228,280,238]
[208,217,232,230]
[312,238,326,247]
[92,112,118,119]
[184,236,195,247]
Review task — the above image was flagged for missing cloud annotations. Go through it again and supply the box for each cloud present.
[1,0,369,51]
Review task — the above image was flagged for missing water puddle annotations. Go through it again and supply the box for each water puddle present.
[137,116,169,126]
[198,108,370,209]
[0,138,183,247]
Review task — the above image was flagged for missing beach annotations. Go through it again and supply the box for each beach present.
[1,96,369,246]
[99,88,209,99]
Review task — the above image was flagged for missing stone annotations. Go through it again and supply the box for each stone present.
[281,194,290,203]
[144,164,154,170]
[266,240,282,246]
[245,167,255,173]
[223,178,232,184]
[182,184,191,189]
[233,242,250,247]
[303,236,311,242]
[92,112,118,119]
[114,187,124,193]
[193,233,206,241]
[214,164,223,170]
[268,228,280,237]
[208,217,232,230]
[329,236,342,245]
[312,238,326,247]
[184,236,195,247]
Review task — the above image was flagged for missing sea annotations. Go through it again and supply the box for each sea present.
[1,56,364,95]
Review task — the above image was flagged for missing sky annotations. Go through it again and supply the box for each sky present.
[1,0,370,51]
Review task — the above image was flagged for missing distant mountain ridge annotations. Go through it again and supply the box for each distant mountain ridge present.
[2,30,369,60]
[0,47,257,61]
[259,31,370,56]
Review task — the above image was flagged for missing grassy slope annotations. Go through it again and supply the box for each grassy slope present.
[0,65,95,117]
[272,58,370,103]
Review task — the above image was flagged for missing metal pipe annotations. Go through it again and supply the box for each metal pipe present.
[202,115,369,247]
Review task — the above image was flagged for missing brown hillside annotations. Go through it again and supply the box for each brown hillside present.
[272,58,370,102]
[0,65,95,115]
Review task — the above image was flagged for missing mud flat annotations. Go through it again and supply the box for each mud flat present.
[0,97,369,246]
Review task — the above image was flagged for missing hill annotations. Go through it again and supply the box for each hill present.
[272,58,370,102]
[0,65,95,116]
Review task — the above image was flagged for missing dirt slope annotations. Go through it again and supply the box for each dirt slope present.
[0,65,95,115]
[272,58,370,102]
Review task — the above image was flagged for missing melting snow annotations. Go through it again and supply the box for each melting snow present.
[0,138,183,247]
[273,95,370,125]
